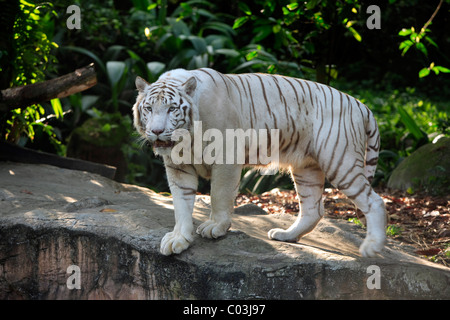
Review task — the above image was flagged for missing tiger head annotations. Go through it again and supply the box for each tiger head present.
[133,75,197,154]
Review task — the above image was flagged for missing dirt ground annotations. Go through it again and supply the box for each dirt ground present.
[236,188,450,267]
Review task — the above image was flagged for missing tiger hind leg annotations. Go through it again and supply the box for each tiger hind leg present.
[352,186,386,257]
[330,170,387,257]
[268,163,325,242]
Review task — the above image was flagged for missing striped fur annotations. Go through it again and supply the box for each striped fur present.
[133,68,387,257]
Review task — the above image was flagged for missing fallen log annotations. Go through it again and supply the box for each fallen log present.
[0,63,97,111]
[0,141,116,179]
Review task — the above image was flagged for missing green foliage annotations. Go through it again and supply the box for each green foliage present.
[398,27,433,57]
[348,217,365,228]
[70,109,132,148]
[396,0,450,79]
[418,63,450,78]
[2,0,449,195]
[62,45,144,112]
[2,0,61,150]
[341,85,449,186]
[231,0,367,81]
[399,27,450,78]
[386,225,403,237]
[133,0,298,75]
[9,1,58,86]
[239,168,293,194]
[58,0,121,52]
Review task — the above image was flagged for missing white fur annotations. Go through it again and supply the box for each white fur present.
[133,68,386,257]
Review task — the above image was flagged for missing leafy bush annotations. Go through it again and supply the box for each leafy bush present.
[1,1,61,149]
[339,85,449,186]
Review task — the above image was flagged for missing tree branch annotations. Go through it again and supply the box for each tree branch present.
[421,0,443,33]
[0,63,97,111]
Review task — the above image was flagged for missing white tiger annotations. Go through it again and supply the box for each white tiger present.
[133,68,386,257]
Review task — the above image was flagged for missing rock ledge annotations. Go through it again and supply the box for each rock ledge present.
[0,162,449,299]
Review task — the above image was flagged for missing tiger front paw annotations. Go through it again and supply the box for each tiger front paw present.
[196,219,230,239]
[160,231,192,255]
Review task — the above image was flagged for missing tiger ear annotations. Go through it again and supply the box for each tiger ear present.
[181,76,197,97]
[136,76,150,92]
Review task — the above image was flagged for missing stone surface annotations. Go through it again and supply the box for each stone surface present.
[387,137,450,195]
[0,162,449,299]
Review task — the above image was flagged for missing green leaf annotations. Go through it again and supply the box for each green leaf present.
[399,40,412,50]
[197,8,217,20]
[50,98,63,119]
[170,18,191,37]
[397,105,426,141]
[415,42,428,56]
[239,168,259,193]
[81,95,99,112]
[399,39,414,56]
[286,3,299,11]
[434,65,450,73]
[101,123,111,133]
[215,48,240,58]
[202,21,236,37]
[62,46,106,75]
[419,67,430,78]
[238,2,252,15]
[187,35,207,53]
[272,24,282,34]
[147,61,166,78]
[246,50,259,61]
[106,61,126,88]
[424,36,438,48]
[347,26,362,42]
[231,59,266,73]
[233,16,249,29]
[398,28,412,36]
[253,25,273,42]
[104,45,126,62]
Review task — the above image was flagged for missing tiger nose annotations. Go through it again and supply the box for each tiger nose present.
[151,129,164,135]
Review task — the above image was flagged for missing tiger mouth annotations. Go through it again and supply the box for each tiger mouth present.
[153,140,175,148]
